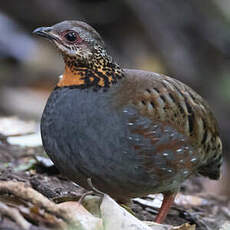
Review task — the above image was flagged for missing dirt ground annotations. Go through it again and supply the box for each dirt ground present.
[0,130,229,230]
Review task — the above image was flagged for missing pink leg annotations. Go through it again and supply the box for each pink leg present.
[155,192,176,223]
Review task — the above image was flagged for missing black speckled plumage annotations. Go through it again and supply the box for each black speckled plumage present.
[34,20,223,223]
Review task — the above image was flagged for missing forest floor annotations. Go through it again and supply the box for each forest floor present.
[0,117,229,230]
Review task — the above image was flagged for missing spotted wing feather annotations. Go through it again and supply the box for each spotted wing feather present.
[122,108,198,186]
[116,69,222,180]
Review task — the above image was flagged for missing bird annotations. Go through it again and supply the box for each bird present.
[33,20,223,223]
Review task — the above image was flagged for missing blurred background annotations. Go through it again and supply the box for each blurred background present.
[0,0,229,194]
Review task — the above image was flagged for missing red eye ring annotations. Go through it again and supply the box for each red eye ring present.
[64,31,77,42]
[62,30,83,44]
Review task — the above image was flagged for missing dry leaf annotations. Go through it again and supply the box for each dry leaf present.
[172,223,196,230]
[219,221,230,230]
[58,201,103,230]
[8,133,42,147]
[175,194,208,208]
[0,117,36,136]
[100,194,152,230]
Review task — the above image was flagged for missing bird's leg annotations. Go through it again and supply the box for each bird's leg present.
[155,192,177,224]
[78,178,105,204]
[86,178,105,196]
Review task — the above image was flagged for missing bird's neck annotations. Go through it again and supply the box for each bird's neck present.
[57,50,125,90]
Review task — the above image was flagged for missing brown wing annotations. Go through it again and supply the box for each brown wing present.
[116,69,222,179]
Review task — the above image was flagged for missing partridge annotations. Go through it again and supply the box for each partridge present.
[33,21,223,223]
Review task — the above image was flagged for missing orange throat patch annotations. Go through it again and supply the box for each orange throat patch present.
[57,66,86,87]
[57,64,124,88]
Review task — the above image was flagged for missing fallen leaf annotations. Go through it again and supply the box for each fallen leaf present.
[175,194,208,208]
[35,156,54,168]
[7,133,42,147]
[172,223,196,230]
[100,194,152,230]
[0,117,36,136]
[58,201,103,230]
[219,221,230,230]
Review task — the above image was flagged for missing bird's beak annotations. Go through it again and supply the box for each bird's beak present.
[33,26,56,40]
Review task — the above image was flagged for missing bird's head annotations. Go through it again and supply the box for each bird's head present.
[33,20,105,65]
[33,20,124,89]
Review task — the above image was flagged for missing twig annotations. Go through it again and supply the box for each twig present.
[0,180,101,229]
[0,181,57,213]
[0,201,31,230]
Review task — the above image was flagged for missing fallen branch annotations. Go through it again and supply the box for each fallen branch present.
[0,180,101,229]
[0,201,31,230]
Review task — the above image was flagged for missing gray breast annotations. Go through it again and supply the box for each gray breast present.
[41,88,151,192]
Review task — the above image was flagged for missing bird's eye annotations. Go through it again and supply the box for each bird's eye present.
[64,32,77,42]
